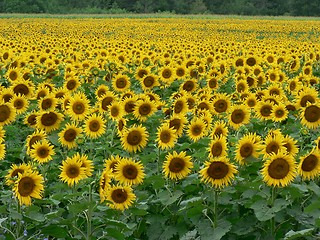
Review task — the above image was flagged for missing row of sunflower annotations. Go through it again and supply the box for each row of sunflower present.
[0,17,320,238]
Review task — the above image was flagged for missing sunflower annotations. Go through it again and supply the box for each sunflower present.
[212,93,231,114]
[228,104,250,130]
[39,94,57,111]
[23,111,38,128]
[140,74,159,91]
[104,155,122,176]
[187,117,207,142]
[300,103,320,129]
[175,66,186,79]
[162,151,193,180]
[6,67,21,82]
[133,99,157,122]
[121,125,148,153]
[35,86,50,99]
[298,150,320,180]
[271,103,288,122]
[30,140,55,164]
[13,171,44,206]
[235,133,262,165]
[5,163,33,186]
[172,96,189,116]
[211,120,228,139]
[11,94,29,114]
[156,124,178,150]
[105,185,136,211]
[283,135,299,157]
[0,101,17,126]
[11,79,34,98]
[84,113,106,139]
[59,155,87,187]
[112,74,131,92]
[0,125,5,142]
[63,74,80,92]
[25,129,47,154]
[74,152,94,177]
[115,158,145,186]
[122,96,137,115]
[295,87,318,109]
[135,66,149,80]
[0,88,15,103]
[116,117,127,137]
[99,169,112,201]
[107,101,124,121]
[254,101,274,121]
[208,136,228,158]
[0,142,6,160]
[58,122,82,149]
[207,77,219,90]
[181,79,198,93]
[199,157,238,188]
[166,114,188,138]
[67,93,91,121]
[36,110,63,133]
[236,79,249,93]
[262,133,286,158]
[97,91,116,113]
[261,151,297,187]
[159,66,175,85]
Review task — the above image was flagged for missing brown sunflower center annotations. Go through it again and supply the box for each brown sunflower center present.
[275,109,285,118]
[214,99,228,113]
[174,100,184,114]
[211,142,222,157]
[169,157,185,173]
[162,69,172,79]
[101,97,113,111]
[118,120,125,131]
[124,100,135,113]
[111,189,127,203]
[237,83,246,93]
[266,141,280,155]
[111,106,119,117]
[246,57,256,66]
[169,119,181,131]
[64,129,77,142]
[41,99,53,110]
[143,76,155,87]
[208,78,217,89]
[207,161,229,179]
[3,94,13,103]
[191,124,202,136]
[260,105,272,117]
[41,112,58,126]
[183,81,194,91]
[139,103,151,116]
[301,95,315,107]
[127,130,142,146]
[304,105,320,123]
[14,99,24,109]
[160,130,171,143]
[116,78,127,89]
[231,109,245,124]
[268,158,289,179]
[240,143,253,158]
[138,69,148,78]
[37,90,47,99]
[9,70,18,80]
[72,102,85,114]
[89,120,100,132]
[37,146,49,158]
[66,165,80,178]
[66,80,77,90]
[11,169,24,178]
[123,165,138,179]
[176,68,185,77]
[301,154,318,172]
[0,105,10,122]
[18,177,35,197]
[13,84,29,96]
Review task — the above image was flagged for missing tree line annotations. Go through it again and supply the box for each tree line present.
[0,0,319,16]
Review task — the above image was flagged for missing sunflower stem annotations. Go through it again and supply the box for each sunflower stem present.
[214,189,219,228]
[86,183,93,240]
[270,186,276,237]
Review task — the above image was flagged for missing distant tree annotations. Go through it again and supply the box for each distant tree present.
[190,0,208,14]
[134,0,157,13]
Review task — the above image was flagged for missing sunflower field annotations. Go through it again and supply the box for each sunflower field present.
[1,16,320,240]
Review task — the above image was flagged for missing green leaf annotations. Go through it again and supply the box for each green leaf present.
[250,200,275,221]
[284,228,314,240]
[197,218,231,240]
[0,218,7,225]
[105,227,126,240]
[159,225,178,240]
[145,175,165,189]
[158,189,183,206]
[180,229,198,240]
[304,200,320,213]
[25,205,46,222]
[41,225,69,238]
